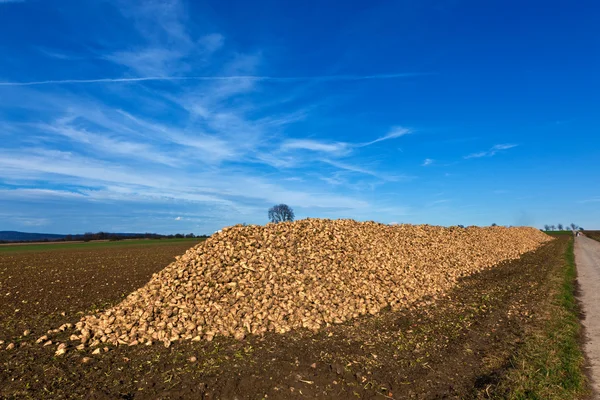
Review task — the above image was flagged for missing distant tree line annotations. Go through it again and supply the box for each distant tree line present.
[0,232,209,244]
[543,223,583,231]
[79,232,207,242]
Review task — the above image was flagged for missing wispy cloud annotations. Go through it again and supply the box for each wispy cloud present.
[0,0,423,232]
[319,159,412,182]
[360,126,411,146]
[0,147,370,212]
[427,199,451,207]
[16,217,49,227]
[37,47,85,60]
[0,188,86,200]
[578,198,600,204]
[422,158,434,166]
[0,0,25,3]
[320,159,384,178]
[0,73,425,87]
[281,126,411,157]
[102,1,212,76]
[464,143,518,159]
[121,0,191,44]
[281,139,350,154]
[319,176,344,186]
[198,33,225,53]
[34,117,182,167]
[116,110,240,164]
[104,48,188,76]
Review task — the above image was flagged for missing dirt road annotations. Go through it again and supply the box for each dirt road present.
[576,235,600,396]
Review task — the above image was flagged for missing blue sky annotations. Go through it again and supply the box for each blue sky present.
[0,0,598,234]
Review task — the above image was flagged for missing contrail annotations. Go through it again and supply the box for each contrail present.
[0,73,427,87]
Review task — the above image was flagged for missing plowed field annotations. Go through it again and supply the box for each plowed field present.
[0,235,576,399]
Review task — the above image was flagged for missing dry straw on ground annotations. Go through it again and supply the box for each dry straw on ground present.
[60,219,551,349]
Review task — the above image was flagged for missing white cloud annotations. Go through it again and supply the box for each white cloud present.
[35,119,182,167]
[578,198,600,204]
[464,143,518,159]
[319,159,414,183]
[37,48,79,60]
[117,109,247,164]
[0,188,86,200]
[493,144,518,150]
[422,158,433,166]
[117,0,191,46]
[198,33,225,53]
[320,159,379,177]
[0,76,382,216]
[281,139,350,154]
[427,199,450,207]
[104,48,187,76]
[0,74,425,87]
[0,0,25,3]
[0,0,427,231]
[360,126,411,146]
[319,176,344,186]
[18,218,49,226]
[279,126,411,161]
[0,148,370,212]
[103,0,197,76]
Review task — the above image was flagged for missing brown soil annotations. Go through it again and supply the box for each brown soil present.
[585,231,600,243]
[0,236,568,399]
[0,241,87,246]
[0,241,204,340]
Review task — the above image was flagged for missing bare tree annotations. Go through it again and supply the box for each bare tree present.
[570,223,578,231]
[558,223,564,230]
[268,204,295,223]
[544,224,550,231]
[550,225,556,231]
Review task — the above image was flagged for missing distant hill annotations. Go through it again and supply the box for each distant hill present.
[0,231,66,241]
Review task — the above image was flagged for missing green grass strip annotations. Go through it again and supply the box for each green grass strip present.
[497,237,588,399]
[543,230,575,236]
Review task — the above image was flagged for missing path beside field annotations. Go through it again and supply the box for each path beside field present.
[576,235,600,397]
